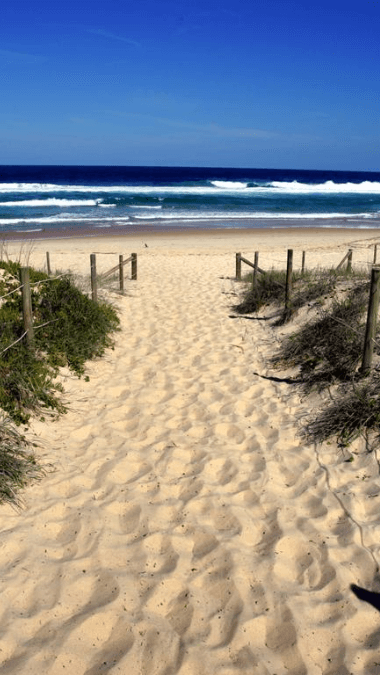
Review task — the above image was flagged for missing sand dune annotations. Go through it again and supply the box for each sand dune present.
[1,229,380,674]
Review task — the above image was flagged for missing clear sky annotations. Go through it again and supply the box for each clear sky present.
[1,0,379,170]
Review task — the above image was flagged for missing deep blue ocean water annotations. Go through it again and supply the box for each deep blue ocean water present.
[1,165,380,236]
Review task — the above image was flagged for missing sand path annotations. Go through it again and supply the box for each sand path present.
[1,241,380,673]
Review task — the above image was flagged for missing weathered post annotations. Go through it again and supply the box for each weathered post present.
[20,267,34,346]
[131,253,137,280]
[347,249,353,272]
[285,249,293,314]
[252,251,259,288]
[90,254,97,302]
[361,266,380,375]
[374,244,378,265]
[236,252,241,280]
[302,251,306,274]
[119,255,124,293]
[46,252,51,275]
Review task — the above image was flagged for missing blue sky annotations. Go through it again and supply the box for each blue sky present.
[1,0,379,170]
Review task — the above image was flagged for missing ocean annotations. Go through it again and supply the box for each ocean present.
[1,165,380,238]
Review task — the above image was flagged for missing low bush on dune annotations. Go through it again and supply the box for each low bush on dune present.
[35,275,120,375]
[0,259,120,502]
[0,261,120,424]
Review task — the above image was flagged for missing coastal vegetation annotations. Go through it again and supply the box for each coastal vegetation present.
[0,259,120,504]
[236,265,380,449]
[235,266,366,321]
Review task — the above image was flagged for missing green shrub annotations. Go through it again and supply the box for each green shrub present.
[35,276,120,374]
[0,262,120,424]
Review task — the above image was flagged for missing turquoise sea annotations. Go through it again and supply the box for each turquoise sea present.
[1,165,380,237]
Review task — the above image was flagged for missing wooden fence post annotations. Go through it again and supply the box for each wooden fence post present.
[302,251,306,273]
[90,254,97,302]
[131,253,137,280]
[20,267,34,346]
[252,251,259,288]
[119,255,124,293]
[285,249,293,313]
[361,266,380,375]
[46,252,51,276]
[347,249,353,272]
[236,252,241,280]
[336,250,350,270]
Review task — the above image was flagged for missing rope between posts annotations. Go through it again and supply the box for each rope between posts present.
[0,318,60,356]
[0,284,23,300]
[0,332,27,355]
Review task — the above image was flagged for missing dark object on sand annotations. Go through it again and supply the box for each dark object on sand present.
[351,584,380,612]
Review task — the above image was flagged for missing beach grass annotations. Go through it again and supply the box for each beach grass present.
[272,281,370,390]
[235,266,367,320]
[0,415,44,505]
[304,377,380,447]
[237,265,380,448]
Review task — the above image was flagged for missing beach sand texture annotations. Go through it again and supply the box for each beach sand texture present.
[1,230,380,674]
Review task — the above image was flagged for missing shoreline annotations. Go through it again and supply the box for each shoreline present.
[1,217,380,242]
[3,225,380,279]
[3,224,380,273]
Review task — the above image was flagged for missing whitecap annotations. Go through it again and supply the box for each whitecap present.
[210,180,248,189]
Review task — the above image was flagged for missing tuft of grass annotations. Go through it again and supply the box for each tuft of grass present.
[304,377,380,447]
[234,269,288,314]
[272,283,369,391]
[0,415,44,505]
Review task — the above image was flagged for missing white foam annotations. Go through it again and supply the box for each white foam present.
[133,210,377,221]
[0,209,377,230]
[0,214,129,226]
[1,198,100,207]
[270,180,380,194]
[0,183,231,195]
[16,228,44,233]
[132,205,163,209]
[0,183,69,192]
[2,180,380,196]
[210,180,248,189]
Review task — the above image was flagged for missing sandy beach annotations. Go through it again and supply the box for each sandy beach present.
[1,226,380,674]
